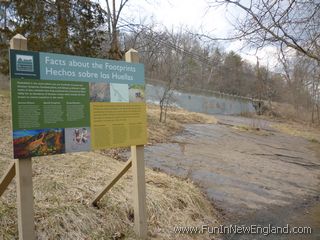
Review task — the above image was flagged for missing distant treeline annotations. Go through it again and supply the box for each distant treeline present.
[0,0,318,122]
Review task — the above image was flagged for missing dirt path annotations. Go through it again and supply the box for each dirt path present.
[144,115,320,239]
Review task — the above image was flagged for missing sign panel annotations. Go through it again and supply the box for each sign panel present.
[10,50,146,159]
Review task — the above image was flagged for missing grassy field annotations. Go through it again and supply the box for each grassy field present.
[0,95,219,239]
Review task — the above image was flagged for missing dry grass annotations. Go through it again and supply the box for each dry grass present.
[219,117,271,136]
[238,101,320,138]
[147,105,217,144]
[272,121,320,143]
[0,96,219,239]
[264,102,298,120]
[231,125,270,136]
[0,153,219,240]
[260,101,320,125]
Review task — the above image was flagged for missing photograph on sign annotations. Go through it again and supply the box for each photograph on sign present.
[89,83,110,102]
[129,84,145,102]
[13,128,65,159]
[64,127,91,153]
[10,49,146,159]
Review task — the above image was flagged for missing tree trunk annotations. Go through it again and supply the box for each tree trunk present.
[56,0,69,53]
[164,105,168,123]
[317,104,319,125]
[159,100,164,122]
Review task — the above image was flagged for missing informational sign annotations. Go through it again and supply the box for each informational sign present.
[10,50,147,159]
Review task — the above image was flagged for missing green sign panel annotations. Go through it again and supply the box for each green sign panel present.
[11,79,90,130]
[10,50,147,159]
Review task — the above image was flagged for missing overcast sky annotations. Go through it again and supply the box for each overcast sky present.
[99,0,279,68]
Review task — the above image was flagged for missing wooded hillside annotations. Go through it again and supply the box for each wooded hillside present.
[0,0,319,123]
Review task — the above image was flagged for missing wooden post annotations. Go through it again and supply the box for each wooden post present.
[15,158,35,240]
[10,33,28,50]
[0,162,15,197]
[130,145,147,238]
[125,49,147,239]
[92,159,132,206]
[10,34,36,240]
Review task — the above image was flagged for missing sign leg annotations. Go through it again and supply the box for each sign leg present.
[0,162,15,197]
[131,145,147,238]
[15,158,35,240]
[92,159,132,206]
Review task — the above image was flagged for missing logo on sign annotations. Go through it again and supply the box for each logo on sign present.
[16,54,34,72]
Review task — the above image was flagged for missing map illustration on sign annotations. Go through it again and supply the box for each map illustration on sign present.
[10,49,146,159]
[110,83,129,102]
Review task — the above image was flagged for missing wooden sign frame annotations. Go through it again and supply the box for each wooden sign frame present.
[0,34,147,239]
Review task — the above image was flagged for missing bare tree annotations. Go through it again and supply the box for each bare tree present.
[123,23,286,103]
[210,0,320,62]
[155,31,186,123]
[208,0,320,122]
[105,0,129,60]
[158,78,175,123]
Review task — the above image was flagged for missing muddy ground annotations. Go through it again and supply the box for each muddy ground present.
[141,115,320,239]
